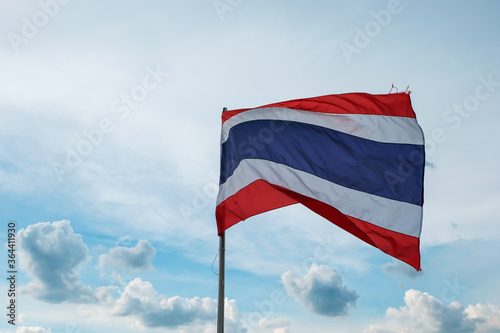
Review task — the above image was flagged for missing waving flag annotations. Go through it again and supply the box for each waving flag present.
[216,92,425,270]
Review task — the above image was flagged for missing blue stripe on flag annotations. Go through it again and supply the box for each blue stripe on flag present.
[220,120,424,205]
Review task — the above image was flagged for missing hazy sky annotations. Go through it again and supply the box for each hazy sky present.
[1,1,500,332]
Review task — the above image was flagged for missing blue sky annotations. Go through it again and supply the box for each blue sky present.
[1,1,500,332]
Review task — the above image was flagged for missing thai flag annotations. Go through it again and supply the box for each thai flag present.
[216,92,425,270]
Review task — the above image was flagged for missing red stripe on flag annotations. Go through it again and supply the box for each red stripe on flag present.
[221,92,415,124]
[216,179,421,270]
[347,215,421,271]
[216,180,299,234]
[299,197,421,270]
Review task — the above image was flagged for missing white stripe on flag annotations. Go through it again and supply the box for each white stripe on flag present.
[221,107,424,145]
[217,159,422,237]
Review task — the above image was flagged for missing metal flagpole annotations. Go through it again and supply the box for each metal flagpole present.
[217,106,228,333]
[217,231,225,333]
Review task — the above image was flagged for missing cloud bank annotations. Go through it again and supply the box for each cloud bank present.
[113,277,244,331]
[17,220,245,331]
[365,289,500,333]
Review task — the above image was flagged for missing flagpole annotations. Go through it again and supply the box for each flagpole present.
[217,230,225,333]
[217,106,228,333]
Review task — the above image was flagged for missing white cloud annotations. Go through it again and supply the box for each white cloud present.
[16,326,52,333]
[382,259,424,280]
[16,221,246,332]
[466,303,500,333]
[259,316,292,333]
[259,316,292,328]
[281,263,358,317]
[17,220,94,303]
[99,239,155,271]
[271,329,290,333]
[112,278,245,331]
[364,289,500,333]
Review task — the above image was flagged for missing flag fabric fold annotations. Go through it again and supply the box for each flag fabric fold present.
[215,92,425,270]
